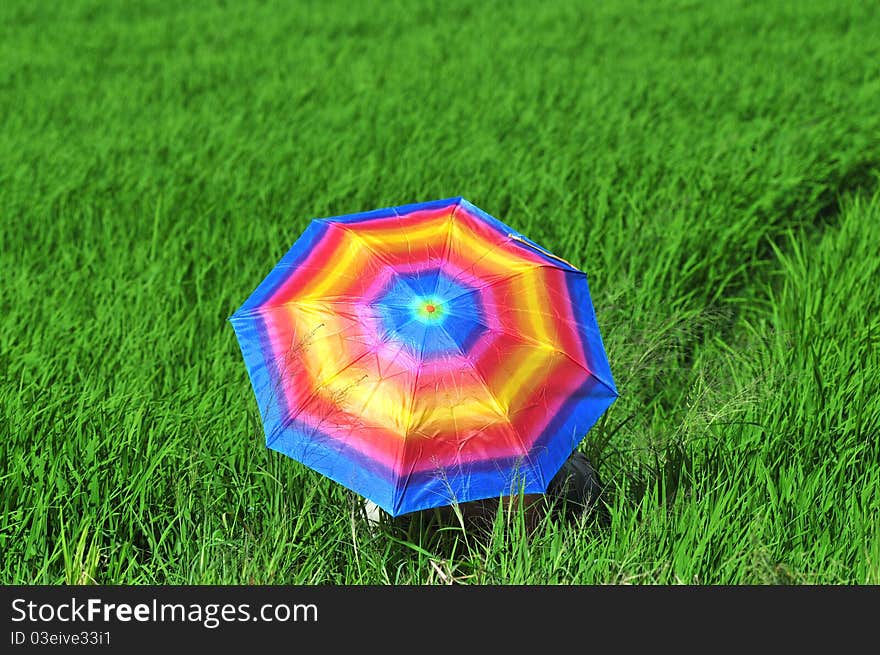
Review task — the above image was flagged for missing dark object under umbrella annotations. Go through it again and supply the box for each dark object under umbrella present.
[546,450,607,524]
[362,449,607,532]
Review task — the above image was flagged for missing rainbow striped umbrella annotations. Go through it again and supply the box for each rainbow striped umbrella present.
[229,198,617,516]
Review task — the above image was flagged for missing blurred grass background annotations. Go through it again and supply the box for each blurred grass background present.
[1,0,878,583]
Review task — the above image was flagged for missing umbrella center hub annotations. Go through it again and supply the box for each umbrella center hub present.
[417,298,444,320]
[377,270,486,357]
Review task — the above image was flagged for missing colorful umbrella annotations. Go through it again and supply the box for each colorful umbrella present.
[229,197,617,516]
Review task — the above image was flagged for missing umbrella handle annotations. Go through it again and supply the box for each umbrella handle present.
[508,234,579,270]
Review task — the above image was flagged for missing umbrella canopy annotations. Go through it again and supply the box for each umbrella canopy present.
[229,197,617,516]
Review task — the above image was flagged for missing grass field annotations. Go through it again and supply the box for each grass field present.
[2,0,879,584]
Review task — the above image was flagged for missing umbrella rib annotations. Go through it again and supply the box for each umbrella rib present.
[318,218,399,272]
[242,297,381,330]
[440,265,617,394]
[252,300,376,447]
[392,320,430,514]
[410,280,594,380]
[327,213,449,303]
[434,322,541,489]
[234,216,409,317]
[431,232,538,295]
[443,263,587,305]
[495,325,616,398]
[266,348,374,449]
[430,200,460,298]
[233,291,376,318]
[394,277,599,383]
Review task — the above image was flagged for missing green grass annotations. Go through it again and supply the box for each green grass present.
[2,0,879,584]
